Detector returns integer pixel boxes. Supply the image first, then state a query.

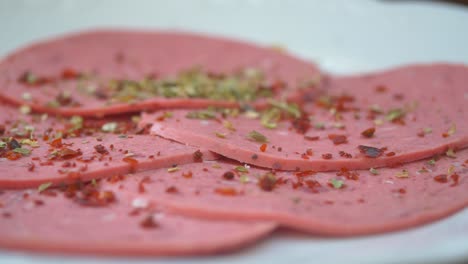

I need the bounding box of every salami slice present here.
[142,64,468,171]
[0,186,275,255]
[108,150,468,236]
[0,30,320,117]
[0,134,217,189]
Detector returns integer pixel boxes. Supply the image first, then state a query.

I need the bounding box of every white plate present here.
[1,0,467,263]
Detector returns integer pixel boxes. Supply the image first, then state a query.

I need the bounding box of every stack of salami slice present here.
[0,30,466,256]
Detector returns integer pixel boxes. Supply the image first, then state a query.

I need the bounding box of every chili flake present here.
[223,171,235,180]
[260,143,267,152]
[214,187,238,196]
[361,127,376,138]
[258,172,277,192]
[433,174,448,183]
[140,215,159,229]
[328,134,348,145]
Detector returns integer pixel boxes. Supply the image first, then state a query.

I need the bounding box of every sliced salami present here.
[142,64,468,171]
[104,150,468,235]
[0,30,320,117]
[0,186,275,255]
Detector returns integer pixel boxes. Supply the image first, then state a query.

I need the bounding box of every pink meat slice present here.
[0,30,320,117]
[0,188,276,256]
[142,64,468,171]
[0,134,217,189]
[109,150,468,236]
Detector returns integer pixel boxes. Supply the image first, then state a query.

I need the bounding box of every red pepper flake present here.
[75,189,116,207]
[214,187,238,196]
[67,171,82,180]
[322,153,333,160]
[393,188,406,194]
[305,179,321,191]
[182,171,193,179]
[339,151,352,159]
[259,143,267,152]
[223,171,235,180]
[361,127,375,138]
[393,93,404,101]
[140,215,159,229]
[258,173,277,192]
[122,157,139,172]
[165,186,178,194]
[450,173,460,187]
[337,168,359,180]
[434,174,448,183]
[306,148,313,156]
[292,114,311,134]
[5,151,22,161]
[61,68,80,80]
[57,148,82,160]
[328,134,348,145]
[193,150,203,162]
[138,176,151,193]
[375,85,387,93]
[27,162,35,172]
[304,135,319,141]
[301,153,309,160]
[94,144,109,155]
[386,151,396,157]
[358,145,383,158]
[295,170,316,177]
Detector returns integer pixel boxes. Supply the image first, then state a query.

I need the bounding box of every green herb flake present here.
[186,110,216,120]
[427,159,436,166]
[91,179,98,187]
[423,127,433,134]
[247,130,268,143]
[20,139,39,148]
[314,122,325,130]
[395,169,409,178]
[235,166,249,173]
[22,92,32,101]
[211,164,222,169]
[167,166,180,173]
[0,142,7,148]
[446,148,457,158]
[447,123,457,136]
[215,132,227,139]
[102,122,118,132]
[223,120,236,131]
[369,168,379,175]
[385,108,405,121]
[38,182,52,193]
[19,105,31,115]
[239,175,250,183]
[13,147,31,156]
[373,119,384,126]
[118,134,128,138]
[329,179,344,189]
[70,116,84,129]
